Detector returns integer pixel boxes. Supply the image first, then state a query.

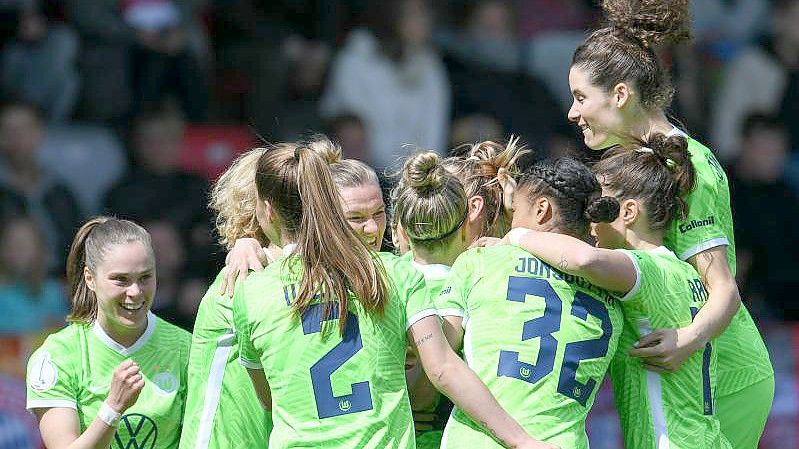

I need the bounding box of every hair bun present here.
[603,0,691,46]
[403,151,445,193]
[585,196,620,223]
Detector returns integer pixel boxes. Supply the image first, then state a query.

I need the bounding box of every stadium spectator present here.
[320,0,450,171]
[0,0,79,122]
[730,114,799,321]
[0,102,81,271]
[103,108,215,279]
[264,36,330,142]
[0,216,67,334]
[710,0,799,161]
[66,0,209,123]
[327,113,369,160]
[145,220,203,331]
[439,0,561,150]
[448,114,503,148]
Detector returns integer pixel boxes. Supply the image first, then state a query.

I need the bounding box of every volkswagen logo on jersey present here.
[114,413,157,449]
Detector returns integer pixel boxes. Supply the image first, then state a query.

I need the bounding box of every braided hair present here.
[518,158,619,240]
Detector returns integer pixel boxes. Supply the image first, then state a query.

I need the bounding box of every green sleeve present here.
[665,140,733,262]
[27,332,79,410]
[233,283,262,370]
[403,270,436,330]
[436,251,479,318]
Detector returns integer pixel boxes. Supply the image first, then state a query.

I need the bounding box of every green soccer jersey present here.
[436,245,623,449]
[409,259,453,449]
[611,247,729,449]
[233,248,429,449]
[179,270,271,449]
[664,129,773,397]
[27,312,190,449]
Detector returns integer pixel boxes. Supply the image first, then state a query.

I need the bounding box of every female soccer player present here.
[566,0,773,445]
[501,138,730,448]
[179,149,274,449]
[441,138,525,242]
[437,157,624,449]
[394,139,526,448]
[221,137,386,293]
[232,137,555,449]
[27,217,191,449]
[392,150,472,449]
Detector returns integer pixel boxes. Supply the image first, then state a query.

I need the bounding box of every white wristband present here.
[507,227,532,247]
[98,401,121,428]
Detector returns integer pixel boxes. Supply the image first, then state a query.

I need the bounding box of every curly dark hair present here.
[572,0,691,110]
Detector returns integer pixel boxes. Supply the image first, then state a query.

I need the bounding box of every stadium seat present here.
[179,124,256,181]
[38,124,127,216]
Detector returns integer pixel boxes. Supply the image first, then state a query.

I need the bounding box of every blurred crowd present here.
[0,0,798,336]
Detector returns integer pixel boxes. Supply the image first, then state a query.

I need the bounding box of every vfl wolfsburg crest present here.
[152,371,178,395]
[338,399,352,412]
[113,413,157,449]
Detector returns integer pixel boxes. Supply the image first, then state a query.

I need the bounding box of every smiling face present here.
[86,241,156,334]
[340,182,386,251]
[567,66,627,151]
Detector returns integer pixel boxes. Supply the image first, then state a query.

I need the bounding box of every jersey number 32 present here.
[497,276,612,406]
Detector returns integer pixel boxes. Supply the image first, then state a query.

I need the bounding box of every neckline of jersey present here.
[282,243,297,256]
[410,260,451,280]
[666,125,689,138]
[91,311,157,357]
[649,245,675,257]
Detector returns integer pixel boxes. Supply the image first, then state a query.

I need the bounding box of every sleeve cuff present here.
[616,250,642,302]
[678,237,729,261]
[507,227,533,247]
[239,357,263,370]
[406,309,439,331]
[27,399,77,411]
[436,308,465,318]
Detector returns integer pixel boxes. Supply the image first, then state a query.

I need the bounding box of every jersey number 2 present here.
[302,303,373,419]
[497,276,612,406]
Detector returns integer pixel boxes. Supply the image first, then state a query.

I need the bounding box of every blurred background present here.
[0,0,797,447]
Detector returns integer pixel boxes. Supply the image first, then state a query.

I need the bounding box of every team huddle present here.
[24,1,775,449]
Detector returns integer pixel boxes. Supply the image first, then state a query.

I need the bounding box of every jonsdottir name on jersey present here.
[114,413,158,449]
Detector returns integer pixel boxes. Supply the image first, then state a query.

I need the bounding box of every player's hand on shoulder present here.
[470,237,503,249]
[222,238,268,297]
[106,360,145,413]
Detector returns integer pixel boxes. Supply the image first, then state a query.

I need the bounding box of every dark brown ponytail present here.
[593,132,695,230]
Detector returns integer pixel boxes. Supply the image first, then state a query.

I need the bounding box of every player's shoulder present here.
[29,323,86,371]
[238,257,293,296]
[455,244,520,268]
[684,136,729,191]
[153,315,192,346]
[378,251,424,282]
[38,322,86,350]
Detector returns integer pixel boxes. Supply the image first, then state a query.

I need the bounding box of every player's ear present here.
[620,199,640,225]
[534,196,553,226]
[467,195,484,225]
[612,82,633,109]
[84,266,96,292]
